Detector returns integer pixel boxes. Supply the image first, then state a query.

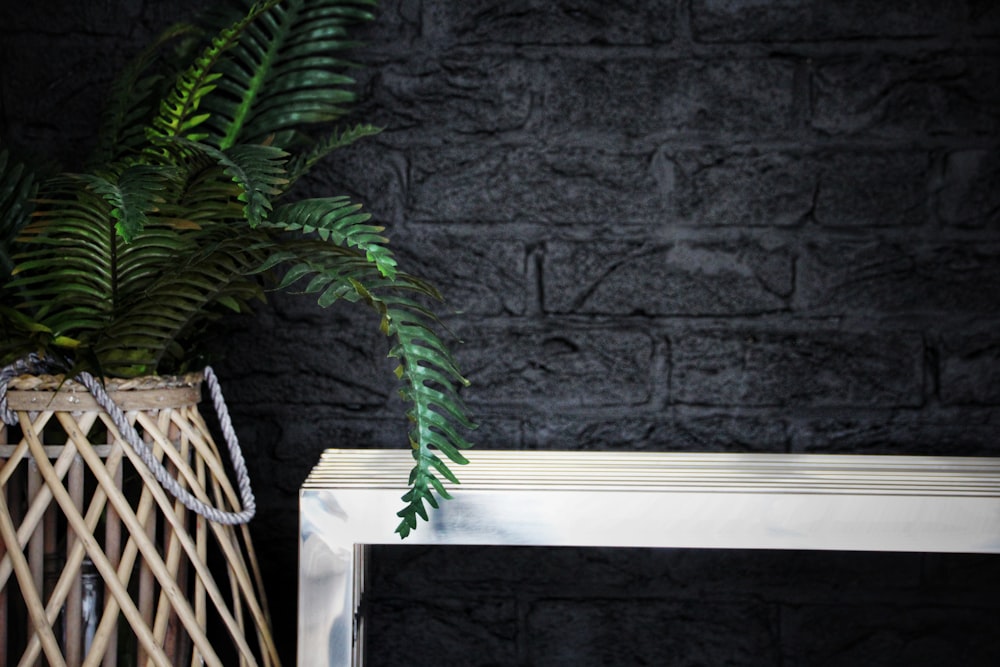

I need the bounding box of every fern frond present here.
[6,172,238,369]
[93,234,268,376]
[145,0,284,152]
[267,195,397,278]
[74,164,173,242]
[115,224,201,299]
[90,22,199,166]
[201,0,377,149]
[383,296,474,538]
[159,150,245,225]
[11,179,114,315]
[161,138,289,227]
[0,304,81,369]
[285,123,382,186]
[260,236,475,538]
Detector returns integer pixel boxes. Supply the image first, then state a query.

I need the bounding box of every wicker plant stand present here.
[0,372,279,667]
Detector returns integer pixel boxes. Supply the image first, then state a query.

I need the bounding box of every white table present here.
[298,449,1000,667]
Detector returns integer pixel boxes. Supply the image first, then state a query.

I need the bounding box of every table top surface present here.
[303,448,1000,496]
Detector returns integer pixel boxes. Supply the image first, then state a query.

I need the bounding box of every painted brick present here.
[781,603,1000,666]
[922,552,1000,591]
[370,545,669,593]
[660,549,923,600]
[442,414,523,450]
[370,57,534,136]
[798,242,1000,315]
[523,414,791,451]
[363,55,796,143]
[528,598,780,666]
[364,596,519,667]
[371,547,922,600]
[692,0,969,42]
[671,329,925,407]
[939,333,1000,405]
[971,1,1000,36]
[216,304,393,409]
[407,144,668,224]
[267,413,409,462]
[421,0,678,46]
[251,514,300,666]
[543,57,796,139]
[936,148,1000,228]
[0,0,184,36]
[299,139,406,224]
[543,240,793,315]
[813,151,930,227]
[812,54,1000,138]
[0,34,128,165]
[668,148,816,227]
[668,148,930,228]
[369,547,930,624]
[395,231,528,316]
[349,0,422,53]
[360,51,794,144]
[456,325,655,408]
[789,410,1000,456]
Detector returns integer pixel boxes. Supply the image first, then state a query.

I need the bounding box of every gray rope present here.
[0,353,43,425]
[0,358,255,525]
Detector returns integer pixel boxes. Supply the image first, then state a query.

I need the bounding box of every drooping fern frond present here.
[267,195,397,279]
[161,151,246,226]
[114,225,201,298]
[260,236,474,537]
[284,122,382,186]
[384,295,474,538]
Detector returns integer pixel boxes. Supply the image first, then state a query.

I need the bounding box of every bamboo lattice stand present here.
[0,373,280,667]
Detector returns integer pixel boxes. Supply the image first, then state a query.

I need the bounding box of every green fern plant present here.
[0,0,473,538]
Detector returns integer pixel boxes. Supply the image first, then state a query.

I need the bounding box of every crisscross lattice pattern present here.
[0,376,279,667]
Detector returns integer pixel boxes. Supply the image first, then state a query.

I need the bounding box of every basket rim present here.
[6,372,204,393]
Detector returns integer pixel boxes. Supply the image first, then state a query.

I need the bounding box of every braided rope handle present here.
[0,356,255,525]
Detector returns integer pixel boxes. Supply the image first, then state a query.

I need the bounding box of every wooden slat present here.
[66,455,85,666]
[1,382,278,667]
[102,432,121,667]
[5,387,200,413]
[193,447,208,667]
[136,432,156,667]
[27,457,45,663]
[0,424,9,665]
[0,483,66,667]
[82,442,157,667]
[18,419,121,667]
[153,411,186,665]
[21,412,173,667]
[0,433,80,592]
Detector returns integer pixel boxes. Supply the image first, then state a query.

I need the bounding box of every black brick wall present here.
[3,1,1000,665]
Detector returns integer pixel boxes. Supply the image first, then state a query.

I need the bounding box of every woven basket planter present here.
[0,373,279,667]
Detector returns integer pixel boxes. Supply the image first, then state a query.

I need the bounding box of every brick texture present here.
[3,1,1000,665]
[671,329,925,407]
